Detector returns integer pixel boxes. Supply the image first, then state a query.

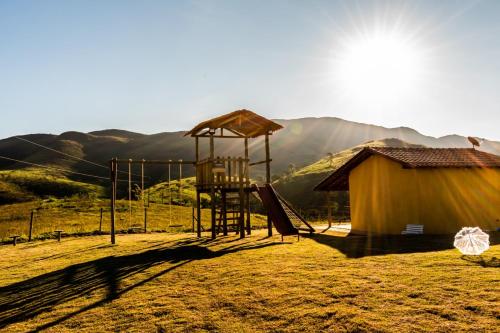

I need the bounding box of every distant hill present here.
[273,138,426,218]
[0,168,104,204]
[0,117,498,188]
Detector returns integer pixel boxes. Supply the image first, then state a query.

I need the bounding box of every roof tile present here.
[315,147,500,191]
[370,147,500,168]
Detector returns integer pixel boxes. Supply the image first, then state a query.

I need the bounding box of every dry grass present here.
[0,229,498,332]
[0,199,268,242]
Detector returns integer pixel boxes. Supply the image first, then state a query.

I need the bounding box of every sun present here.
[333,30,424,104]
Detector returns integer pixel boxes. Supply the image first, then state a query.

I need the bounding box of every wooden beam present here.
[109,158,117,244]
[238,158,245,239]
[225,128,246,137]
[244,138,250,235]
[114,159,195,165]
[265,133,272,237]
[249,159,272,166]
[197,134,244,139]
[246,192,251,235]
[327,191,332,228]
[222,191,228,236]
[196,190,201,238]
[210,133,216,239]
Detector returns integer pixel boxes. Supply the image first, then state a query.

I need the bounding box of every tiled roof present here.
[315,147,500,191]
[369,147,500,168]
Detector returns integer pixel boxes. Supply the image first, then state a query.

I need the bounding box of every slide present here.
[255,184,315,236]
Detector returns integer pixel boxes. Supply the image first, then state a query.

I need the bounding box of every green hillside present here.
[144,177,210,207]
[274,139,425,219]
[0,168,104,204]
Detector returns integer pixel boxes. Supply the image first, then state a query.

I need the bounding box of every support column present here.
[195,136,201,238]
[244,138,251,235]
[222,190,228,236]
[141,159,145,207]
[109,158,117,244]
[210,133,216,239]
[246,191,251,235]
[265,133,272,237]
[327,191,333,228]
[238,158,245,239]
[196,190,201,238]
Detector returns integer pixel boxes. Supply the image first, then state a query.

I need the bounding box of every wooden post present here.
[128,159,132,225]
[141,159,145,207]
[110,158,117,244]
[99,208,103,233]
[246,192,251,235]
[265,133,272,237]
[192,205,195,233]
[244,138,251,235]
[144,207,147,232]
[327,192,332,228]
[222,190,228,236]
[28,210,34,242]
[238,158,245,239]
[210,132,216,239]
[196,191,201,237]
[179,160,183,201]
[195,136,201,237]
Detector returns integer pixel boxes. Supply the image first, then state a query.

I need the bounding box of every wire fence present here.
[0,199,270,243]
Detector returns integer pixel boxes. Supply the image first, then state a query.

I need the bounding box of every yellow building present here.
[315,147,500,235]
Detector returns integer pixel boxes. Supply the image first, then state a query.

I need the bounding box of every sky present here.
[1,0,499,140]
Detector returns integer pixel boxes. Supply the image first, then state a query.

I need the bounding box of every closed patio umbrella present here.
[453,227,490,255]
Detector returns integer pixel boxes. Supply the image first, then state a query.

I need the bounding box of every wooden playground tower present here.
[186,109,283,239]
[108,109,283,243]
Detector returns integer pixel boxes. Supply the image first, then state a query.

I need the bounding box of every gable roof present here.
[314,147,500,191]
[185,109,283,138]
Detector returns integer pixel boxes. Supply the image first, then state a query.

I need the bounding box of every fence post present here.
[28,210,34,242]
[144,207,147,232]
[192,205,195,233]
[99,208,103,233]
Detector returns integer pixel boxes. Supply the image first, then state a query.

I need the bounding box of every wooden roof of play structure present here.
[315,147,500,191]
[185,109,283,138]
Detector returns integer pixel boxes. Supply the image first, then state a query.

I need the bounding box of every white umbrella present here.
[453,227,490,255]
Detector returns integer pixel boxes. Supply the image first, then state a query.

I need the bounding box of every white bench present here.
[401,224,424,235]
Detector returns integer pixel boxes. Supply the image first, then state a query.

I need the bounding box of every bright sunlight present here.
[334,30,425,104]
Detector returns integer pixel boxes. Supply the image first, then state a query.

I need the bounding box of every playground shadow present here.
[307,232,500,258]
[0,237,278,332]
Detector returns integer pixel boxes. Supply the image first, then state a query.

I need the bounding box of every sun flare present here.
[334,30,425,104]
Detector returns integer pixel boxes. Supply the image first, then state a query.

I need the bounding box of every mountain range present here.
[1,117,499,184]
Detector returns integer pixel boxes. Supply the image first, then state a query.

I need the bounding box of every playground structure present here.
[108,109,315,244]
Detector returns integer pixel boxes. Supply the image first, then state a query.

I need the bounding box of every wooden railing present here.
[196,157,250,189]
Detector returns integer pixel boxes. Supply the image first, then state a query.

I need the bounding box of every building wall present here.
[349,155,500,234]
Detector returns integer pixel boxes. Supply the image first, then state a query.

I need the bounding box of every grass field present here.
[1,229,498,332]
[0,198,269,242]
[0,168,104,204]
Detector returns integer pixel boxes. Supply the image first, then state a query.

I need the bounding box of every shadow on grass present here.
[0,237,278,332]
[461,255,500,268]
[307,232,500,259]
